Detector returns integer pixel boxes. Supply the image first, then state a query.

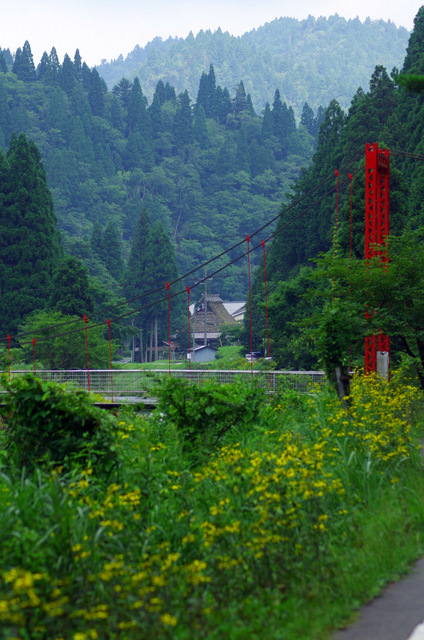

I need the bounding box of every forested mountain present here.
[0,10,416,360]
[96,15,409,115]
[246,7,424,369]
[0,45,318,303]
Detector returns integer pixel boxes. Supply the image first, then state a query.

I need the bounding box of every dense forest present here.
[244,7,424,376]
[0,10,420,366]
[97,15,409,116]
[0,43,322,305]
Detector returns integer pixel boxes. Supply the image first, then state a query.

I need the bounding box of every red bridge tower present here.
[364,142,390,378]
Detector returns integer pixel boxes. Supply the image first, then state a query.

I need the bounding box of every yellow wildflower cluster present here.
[0,375,421,639]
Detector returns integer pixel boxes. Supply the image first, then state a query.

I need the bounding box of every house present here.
[191,293,238,348]
[188,345,218,363]
[223,301,246,322]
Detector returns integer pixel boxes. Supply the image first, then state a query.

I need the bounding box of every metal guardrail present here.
[5,369,325,398]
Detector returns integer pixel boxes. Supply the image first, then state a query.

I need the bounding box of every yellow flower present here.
[161,613,178,626]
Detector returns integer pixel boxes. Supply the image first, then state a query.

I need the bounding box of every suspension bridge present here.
[1,142,415,385]
[3,369,326,406]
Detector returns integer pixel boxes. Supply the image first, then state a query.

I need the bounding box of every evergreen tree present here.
[11,48,22,78]
[173,90,193,148]
[233,81,248,114]
[112,77,133,108]
[0,50,8,73]
[109,95,124,132]
[261,102,274,139]
[214,86,232,123]
[142,220,184,355]
[74,49,83,83]
[90,220,103,260]
[61,53,77,95]
[272,89,283,134]
[36,52,51,81]
[48,255,94,317]
[127,77,148,133]
[122,207,152,352]
[20,41,36,81]
[48,47,61,84]
[148,92,163,135]
[88,69,105,117]
[235,126,250,172]
[300,102,315,135]
[153,80,167,105]
[193,104,209,148]
[81,62,91,90]
[103,221,123,280]
[196,64,216,117]
[163,81,177,104]
[0,134,61,334]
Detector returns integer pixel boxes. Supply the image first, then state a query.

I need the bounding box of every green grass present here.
[114,359,189,370]
[1,372,424,639]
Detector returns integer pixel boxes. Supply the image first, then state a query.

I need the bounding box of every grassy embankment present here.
[114,345,248,370]
[0,369,424,640]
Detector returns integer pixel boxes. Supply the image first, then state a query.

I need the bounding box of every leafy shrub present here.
[153,377,265,459]
[1,374,118,474]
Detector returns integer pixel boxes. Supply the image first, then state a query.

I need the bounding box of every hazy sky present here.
[1,0,421,67]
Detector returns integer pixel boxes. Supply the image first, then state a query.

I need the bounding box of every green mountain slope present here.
[96,15,409,115]
[247,7,424,368]
[0,48,317,302]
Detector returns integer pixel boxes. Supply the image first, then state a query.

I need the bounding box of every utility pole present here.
[203,268,208,346]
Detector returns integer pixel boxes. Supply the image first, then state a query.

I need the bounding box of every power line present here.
[6,156,362,347]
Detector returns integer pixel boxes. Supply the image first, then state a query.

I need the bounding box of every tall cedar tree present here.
[48,255,94,317]
[122,207,152,330]
[0,133,61,334]
[103,221,124,281]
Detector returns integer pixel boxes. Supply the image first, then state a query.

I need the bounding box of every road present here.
[332,558,424,640]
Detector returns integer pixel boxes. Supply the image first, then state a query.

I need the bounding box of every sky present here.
[1,0,422,67]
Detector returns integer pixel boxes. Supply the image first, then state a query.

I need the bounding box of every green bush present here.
[153,377,265,460]
[1,374,118,474]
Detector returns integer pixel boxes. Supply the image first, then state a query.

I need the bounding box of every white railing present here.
[6,369,325,399]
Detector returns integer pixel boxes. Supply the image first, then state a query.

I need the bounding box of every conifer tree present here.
[300,102,315,135]
[193,104,209,148]
[0,134,61,334]
[148,92,163,135]
[127,78,148,133]
[173,90,193,147]
[196,64,216,117]
[261,102,273,139]
[48,47,61,84]
[142,220,184,357]
[81,62,91,90]
[90,220,103,260]
[36,52,51,81]
[109,96,124,132]
[74,49,83,83]
[122,207,151,353]
[61,54,77,95]
[11,48,22,78]
[233,81,249,114]
[0,50,8,73]
[21,41,36,81]
[103,221,123,280]
[48,255,94,317]
[88,69,105,117]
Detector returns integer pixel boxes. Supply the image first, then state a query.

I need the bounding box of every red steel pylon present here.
[364,142,390,377]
